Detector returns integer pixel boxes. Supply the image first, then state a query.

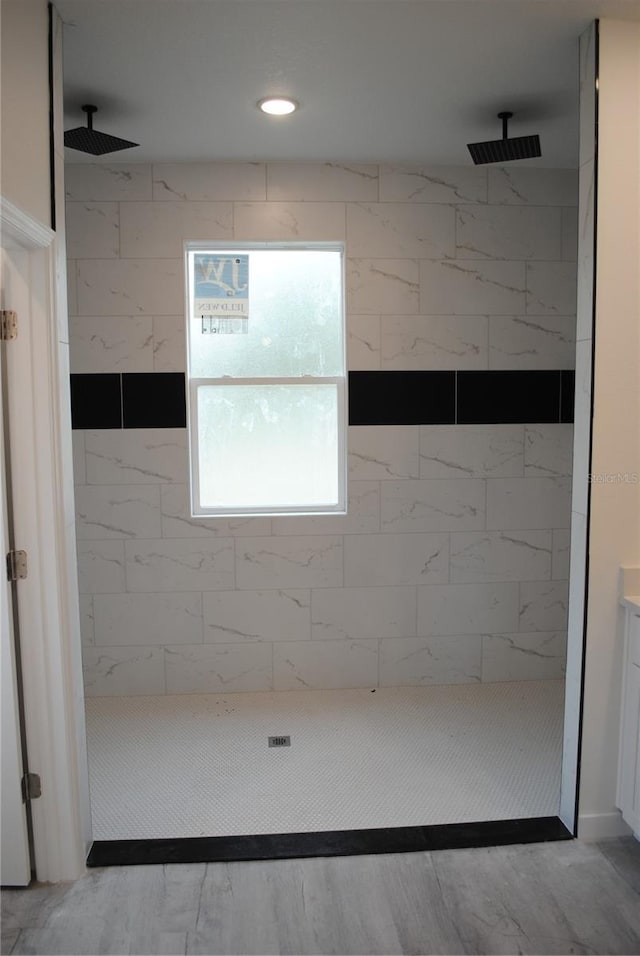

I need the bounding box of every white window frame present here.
[185,241,347,518]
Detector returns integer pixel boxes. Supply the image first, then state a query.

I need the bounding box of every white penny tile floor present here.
[85,680,564,840]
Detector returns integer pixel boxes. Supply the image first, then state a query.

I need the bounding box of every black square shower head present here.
[467,112,541,165]
[64,105,138,156]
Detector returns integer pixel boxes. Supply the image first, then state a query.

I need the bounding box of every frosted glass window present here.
[186,243,346,516]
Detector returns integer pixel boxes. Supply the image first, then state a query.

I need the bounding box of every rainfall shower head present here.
[64,105,139,156]
[467,112,541,165]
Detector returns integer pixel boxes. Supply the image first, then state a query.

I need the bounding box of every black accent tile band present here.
[122,373,186,428]
[456,371,562,424]
[70,373,122,429]
[87,816,572,867]
[70,373,186,430]
[349,371,455,425]
[71,369,575,430]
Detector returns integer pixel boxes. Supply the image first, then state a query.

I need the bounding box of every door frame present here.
[1,195,90,883]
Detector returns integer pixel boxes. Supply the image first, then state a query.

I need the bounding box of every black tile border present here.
[87,816,572,867]
[456,370,562,424]
[71,370,575,430]
[70,373,122,429]
[122,373,187,428]
[349,371,455,425]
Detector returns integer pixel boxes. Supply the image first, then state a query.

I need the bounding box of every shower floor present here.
[84,680,564,841]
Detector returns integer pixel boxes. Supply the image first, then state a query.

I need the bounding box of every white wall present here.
[578,19,640,838]
[0,0,50,225]
[66,161,578,696]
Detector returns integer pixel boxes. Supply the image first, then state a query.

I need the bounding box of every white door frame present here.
[1,195,90,883]
[1,316,32,886]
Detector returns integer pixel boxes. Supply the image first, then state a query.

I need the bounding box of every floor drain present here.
[268,736,291,748]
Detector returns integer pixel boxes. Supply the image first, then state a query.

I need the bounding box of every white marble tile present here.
[481,632,567,681]
[525,261,577,316]
[203,589,310,643]
[562,207,578,261]
[418,582,519,636]
[381,314,488,370]
[456,205,562,260]
[576,157,595,342]
[152,315,186,372]
[450,531,552,583]
[552,529,571,581]
[75,484,161,539]
[379,635,482,686]
[271,482,379,536]
[165,643,272,693]
[347,258,419,314]
[65,202,120,259]
[419,425,524,479]
[72,430,86,485]
[266,163,378,202]
[83,646,165,697]
[85,429,189,484]
[381,479,485,533]
[236,535,343,589]
[77,259,183,316]
[79,594,94,646]
[160,483,271,538]
[488,314,576,369]
[66,260,78,316]
[311,586,416,641]
[344,533,449,587]
[524,424,574,477]
[519,581,569,632]
[348,425,419,479]
[120,201,233,257]
[346,202,455,258]
[379,165,487,203]
[65,164,152,201]
[125,538,234,592]
[93,592,203,646]
[76,539,126,593]
[152,163,266,201]
[486,476,571,530]
[347,314,381,370]
[234,202,345,240]
[487,168,579,206]
[70,315,154,372]
[419,260,526,315]
[273,639,378,690]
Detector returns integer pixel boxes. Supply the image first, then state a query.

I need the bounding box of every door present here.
[0,250,32,885]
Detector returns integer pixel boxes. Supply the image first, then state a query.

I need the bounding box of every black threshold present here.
[87,816,572,867]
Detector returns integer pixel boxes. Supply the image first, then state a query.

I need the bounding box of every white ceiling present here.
[57,0,640,168]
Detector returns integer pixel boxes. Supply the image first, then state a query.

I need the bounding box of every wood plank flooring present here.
[2,837,639,955]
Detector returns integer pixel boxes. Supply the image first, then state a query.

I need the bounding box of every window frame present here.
[185,240,347,518]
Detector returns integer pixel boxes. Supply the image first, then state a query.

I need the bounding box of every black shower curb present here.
[87,815,572,867]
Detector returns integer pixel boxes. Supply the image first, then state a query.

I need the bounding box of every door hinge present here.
[0,310,18,341]
[6,549,27,582]
[22,772,42,802]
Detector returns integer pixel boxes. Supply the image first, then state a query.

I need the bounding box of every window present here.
[185,243,346,516]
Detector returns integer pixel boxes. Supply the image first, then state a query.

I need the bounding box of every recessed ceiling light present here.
[258,97,298,116]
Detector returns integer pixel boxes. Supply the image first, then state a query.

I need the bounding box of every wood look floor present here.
[2,837,639,955]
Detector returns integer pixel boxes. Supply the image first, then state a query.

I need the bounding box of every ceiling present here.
[57,0,640,168]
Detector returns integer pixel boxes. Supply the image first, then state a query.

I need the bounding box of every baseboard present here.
[577,811,632,840]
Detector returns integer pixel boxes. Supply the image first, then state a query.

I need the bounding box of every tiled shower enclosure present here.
[66,162,577,698]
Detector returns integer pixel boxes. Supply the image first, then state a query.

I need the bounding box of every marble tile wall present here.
[66,162,577,696]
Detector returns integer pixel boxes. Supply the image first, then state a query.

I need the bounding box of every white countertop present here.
[621,595,640,613]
